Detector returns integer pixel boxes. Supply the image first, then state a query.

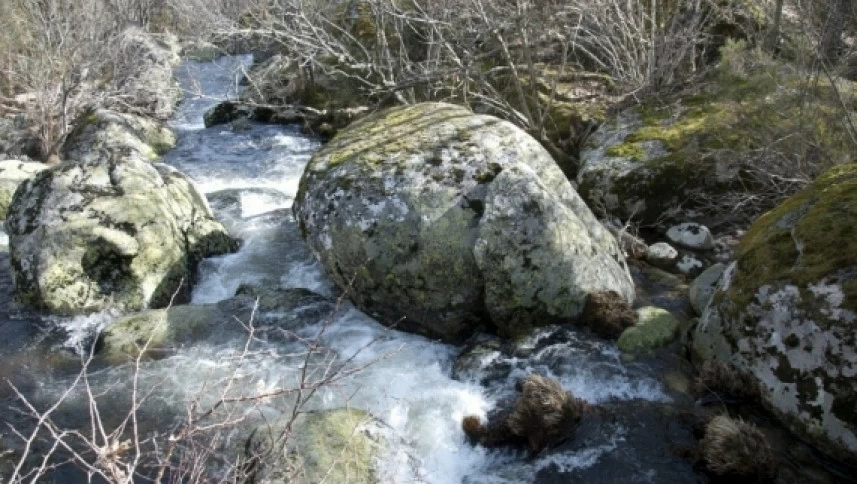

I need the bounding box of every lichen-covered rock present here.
[245,408,412,484]
[62,109,176,163]
[617,306,680,353]
[692,164,857,462]
[676,254,705,276]
[6,154,237,315]
[0,161,47,219]
[475,164,635,337]
[689,263,726,315]
[646,242,679,268]
[666,222,714,250]
[294,102,633,342]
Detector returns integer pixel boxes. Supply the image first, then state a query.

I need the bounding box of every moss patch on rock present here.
[725,163,857,320]
[617,306,680,353]
[579,45,857,226]
[247,409,381,484]
[692,163,857,462]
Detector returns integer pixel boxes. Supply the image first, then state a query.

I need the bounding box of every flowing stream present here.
[0,56,772,483]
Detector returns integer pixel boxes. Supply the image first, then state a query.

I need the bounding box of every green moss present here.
[605,142,646,161]
[727,163,857,317]
[252,409,378,484]
[617,306,680,353]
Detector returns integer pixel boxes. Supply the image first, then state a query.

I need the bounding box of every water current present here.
[0,56,749,483]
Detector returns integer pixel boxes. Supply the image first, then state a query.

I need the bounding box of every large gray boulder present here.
[6,154,237,315]
[62,109,176,163]
[0,160,47,219]
[294,102,634,341]
[693,164,857,462]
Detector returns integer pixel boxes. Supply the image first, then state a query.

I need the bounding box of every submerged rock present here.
[101,287,332,362]
[693,164,857,462]
[61,108,176,163]
[6,154,237,315]
[203,101,254,128]
[294,102,633,342]
[0,160,47,219]
[245,408,413,483]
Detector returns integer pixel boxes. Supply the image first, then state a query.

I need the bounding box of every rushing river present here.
[2,56,850,484]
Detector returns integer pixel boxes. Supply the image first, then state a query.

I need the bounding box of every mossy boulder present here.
[245,409,384,484]
[6,154,238,315]
[294,102,633,342]
[693,163,857,462]
[0,160,47,219]
[62,109,176,163]
[578,58,857,226]
[617,306,680,353]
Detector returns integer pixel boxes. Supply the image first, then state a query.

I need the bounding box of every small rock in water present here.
[676,254,704,275]
[700,415,775,479]
[581,290,638,339]
[646,242,679,267]
[666,222,715,250]
[462,374,589,454]
[617,306,680,354]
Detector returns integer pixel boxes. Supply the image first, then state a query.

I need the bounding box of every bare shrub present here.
[3,288,398,482]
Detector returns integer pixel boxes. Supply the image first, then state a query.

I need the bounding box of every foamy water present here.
[5,55,679,483]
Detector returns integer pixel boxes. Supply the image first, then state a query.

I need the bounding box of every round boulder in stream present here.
[294,102,634,342]
[6,154,238,314]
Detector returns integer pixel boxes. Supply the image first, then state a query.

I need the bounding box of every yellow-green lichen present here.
[604,142,646,161]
